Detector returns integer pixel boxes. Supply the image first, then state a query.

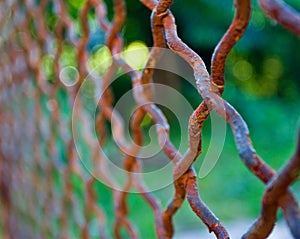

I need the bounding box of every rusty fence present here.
[0,0,300,238]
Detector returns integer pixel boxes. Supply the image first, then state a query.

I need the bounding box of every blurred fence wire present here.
[0,0,300,238]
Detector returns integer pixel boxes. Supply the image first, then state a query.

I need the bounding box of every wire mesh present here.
[0,0,299,238]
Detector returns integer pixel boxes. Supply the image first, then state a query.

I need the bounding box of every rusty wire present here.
[0,0,300,239]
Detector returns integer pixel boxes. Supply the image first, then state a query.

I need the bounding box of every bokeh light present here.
[59,66,79,87]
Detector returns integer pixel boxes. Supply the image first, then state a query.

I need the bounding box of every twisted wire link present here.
[141,0,300,238]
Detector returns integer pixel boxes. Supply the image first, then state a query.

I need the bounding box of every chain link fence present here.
[0,0,300,238]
